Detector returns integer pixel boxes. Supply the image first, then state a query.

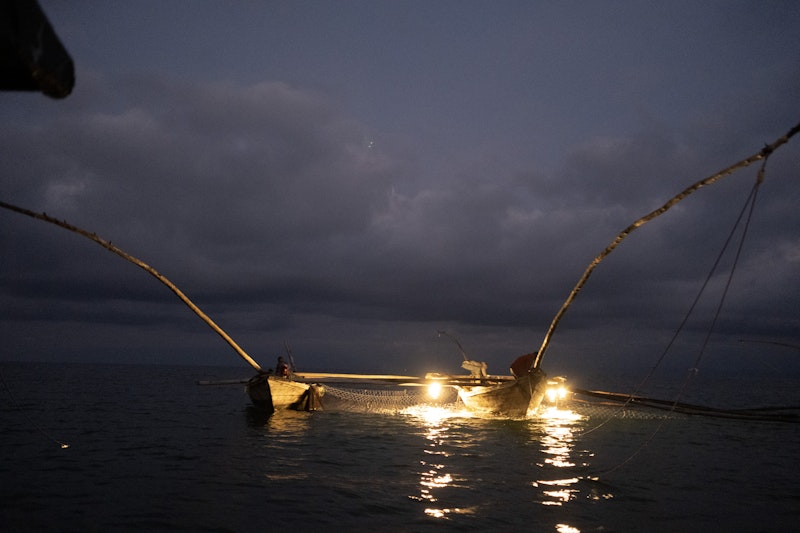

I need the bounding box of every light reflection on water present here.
[401,403,614,527]
[234,392,799,532]
[258,403,615,528]
[403,406,480,519]
[532,407,585,507]
[3,363,796,532]
[532,406,615,521]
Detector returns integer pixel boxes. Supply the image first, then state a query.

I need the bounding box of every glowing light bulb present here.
[428,382,442,399]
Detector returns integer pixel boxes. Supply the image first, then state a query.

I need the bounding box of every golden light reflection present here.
[401,404,471,423]
[532,406,587,507]
[420,470,453,489]
[423,506,476,519]
[402,398,604,520]
[534,477,581,505]
[540,406,583,422]
[404,405,472,520]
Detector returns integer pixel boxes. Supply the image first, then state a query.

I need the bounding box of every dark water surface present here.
[1,362,798,532]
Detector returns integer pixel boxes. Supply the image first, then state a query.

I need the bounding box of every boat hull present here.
[246,374,323,411]
[455,368,547,417]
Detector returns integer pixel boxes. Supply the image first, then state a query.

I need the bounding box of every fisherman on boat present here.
[510,353,537,378]
[275,356,290,377]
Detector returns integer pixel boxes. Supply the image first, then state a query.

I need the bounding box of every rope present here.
[595,154,772,476]
[0,367,70,449]
[534,120,800,368]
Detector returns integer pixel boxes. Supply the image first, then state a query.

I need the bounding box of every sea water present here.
[1,362,798,532]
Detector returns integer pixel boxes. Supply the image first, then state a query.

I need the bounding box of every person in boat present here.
[275,356,290,377]
[510,352,537,378]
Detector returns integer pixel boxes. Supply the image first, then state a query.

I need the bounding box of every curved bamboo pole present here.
[0,201,263,372]
[533,120,800,369]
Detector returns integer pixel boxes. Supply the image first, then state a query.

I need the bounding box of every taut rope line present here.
[533,120,800,368]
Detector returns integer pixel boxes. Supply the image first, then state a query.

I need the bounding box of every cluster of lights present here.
[546,384,569,404]
[426,377,570,404]
[545,377,569,404]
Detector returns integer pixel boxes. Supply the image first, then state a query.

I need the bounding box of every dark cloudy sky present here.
[1,1,799,381]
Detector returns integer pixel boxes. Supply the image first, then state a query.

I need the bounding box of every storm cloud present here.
[2,2,799,381]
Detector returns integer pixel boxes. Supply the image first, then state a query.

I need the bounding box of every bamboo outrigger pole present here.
[0,201,263,372]
[533,120,800,369]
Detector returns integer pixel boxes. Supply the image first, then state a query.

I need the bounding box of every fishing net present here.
[319,388,673,419]
[322,385,460,413]
[566,401,678,420]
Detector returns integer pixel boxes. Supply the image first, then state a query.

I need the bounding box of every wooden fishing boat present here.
[245,373,324,411]
[449,369,548,417]
[244,370,425,412]
[424,353,549,417]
